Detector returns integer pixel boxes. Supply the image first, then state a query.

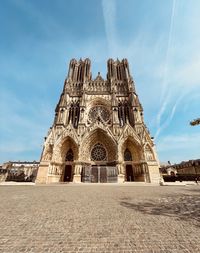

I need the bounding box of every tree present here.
[190,118,200,126]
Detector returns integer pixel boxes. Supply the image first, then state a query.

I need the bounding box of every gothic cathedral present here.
[36,58,160,184]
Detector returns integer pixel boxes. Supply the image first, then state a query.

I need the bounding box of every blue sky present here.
[0,0,200,164]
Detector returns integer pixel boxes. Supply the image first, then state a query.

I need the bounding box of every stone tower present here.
[36,58,160,184]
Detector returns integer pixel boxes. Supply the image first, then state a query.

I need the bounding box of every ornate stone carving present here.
[88,105,110,124]
[42,144,53,161]
[91,143,107,161]
[37,59,160,184]
[145,144,155,161]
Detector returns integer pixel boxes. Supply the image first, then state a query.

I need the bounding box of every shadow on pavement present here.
[120,193,200,225]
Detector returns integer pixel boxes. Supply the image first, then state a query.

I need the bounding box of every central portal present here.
[81,165,118,183]
[80,131,118,183]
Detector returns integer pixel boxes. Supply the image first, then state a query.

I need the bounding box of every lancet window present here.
[68,102,80,128]
[118,101,132,127]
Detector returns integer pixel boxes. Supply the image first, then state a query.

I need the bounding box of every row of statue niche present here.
[146,150,154,161]
[87,82,109,92]
[48,166,62,175]
[114,83,127,93]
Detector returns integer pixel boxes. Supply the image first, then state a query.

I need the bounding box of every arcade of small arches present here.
[47,133,154,183]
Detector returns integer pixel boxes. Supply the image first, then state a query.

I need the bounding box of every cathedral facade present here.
[36,58,160,184]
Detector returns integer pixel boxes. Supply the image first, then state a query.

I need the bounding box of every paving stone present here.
[0,185,200,252]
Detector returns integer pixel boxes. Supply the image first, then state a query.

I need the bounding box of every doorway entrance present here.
[82,165,118,183]
[64,165,72,182]
[126,165,134,181]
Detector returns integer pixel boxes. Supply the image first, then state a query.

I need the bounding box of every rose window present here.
[88,106,110,123]
[91,143,107,161]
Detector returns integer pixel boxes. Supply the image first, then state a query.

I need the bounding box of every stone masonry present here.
[36,59,160,184]
[0,184,200,253]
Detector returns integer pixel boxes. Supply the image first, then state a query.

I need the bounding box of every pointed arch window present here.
[118,101,134,127]
[65,149,74,161]
[68,102,80,128]
[124,148,132,161]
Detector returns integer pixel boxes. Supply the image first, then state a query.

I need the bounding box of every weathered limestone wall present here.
[36,58,161,184]
[35,162,49,184]
[148,162,161,184]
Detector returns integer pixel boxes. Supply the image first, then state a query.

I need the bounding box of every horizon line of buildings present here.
[1,158,200,183]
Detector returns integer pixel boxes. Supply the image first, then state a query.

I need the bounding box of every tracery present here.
[118,101,133,127]
[124,148,132,161]
[68,102,80,128]
[91,143,107,161]
[88,106,110,123]
[65,148,74,161]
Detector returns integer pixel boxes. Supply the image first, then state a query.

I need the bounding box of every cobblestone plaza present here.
[0,184,200,253]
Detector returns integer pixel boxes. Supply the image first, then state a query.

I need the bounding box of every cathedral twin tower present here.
[36,58,160,184]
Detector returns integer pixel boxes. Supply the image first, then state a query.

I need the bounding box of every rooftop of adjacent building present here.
[4,161,39,164]
[160,158,200,170]
[1,161,39,169]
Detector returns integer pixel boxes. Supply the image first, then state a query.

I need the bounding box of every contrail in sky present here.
[155,0,177,139]
[155,91,185,140]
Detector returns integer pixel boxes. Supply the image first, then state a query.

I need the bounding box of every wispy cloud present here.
[12,0,64,37]
[160,0,177,102]
[157,132,200,163]
[155,0,177,139]
[154,91,186,140]
[102,0,117,55]
[154,0,200,141]
[1,0,200,164]
[0,90,52,162]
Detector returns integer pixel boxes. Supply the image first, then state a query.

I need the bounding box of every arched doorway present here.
[80,129,118,183]
[55,136,78,183]
[90,143,105,183]
[90,143,111,183]
[124,148,134,182]
[126,165,134,181]
[122,139,145,182]
[64,149,74,182]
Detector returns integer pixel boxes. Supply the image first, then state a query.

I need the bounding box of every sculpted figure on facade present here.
[42,144,53,161]
[36,58,160,184]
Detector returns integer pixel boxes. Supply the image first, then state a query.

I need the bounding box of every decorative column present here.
[73,162,82,183]
[141,163,148,183]
[117,163,125,183]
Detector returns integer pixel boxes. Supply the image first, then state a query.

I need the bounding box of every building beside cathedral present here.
[36,58,160,184]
